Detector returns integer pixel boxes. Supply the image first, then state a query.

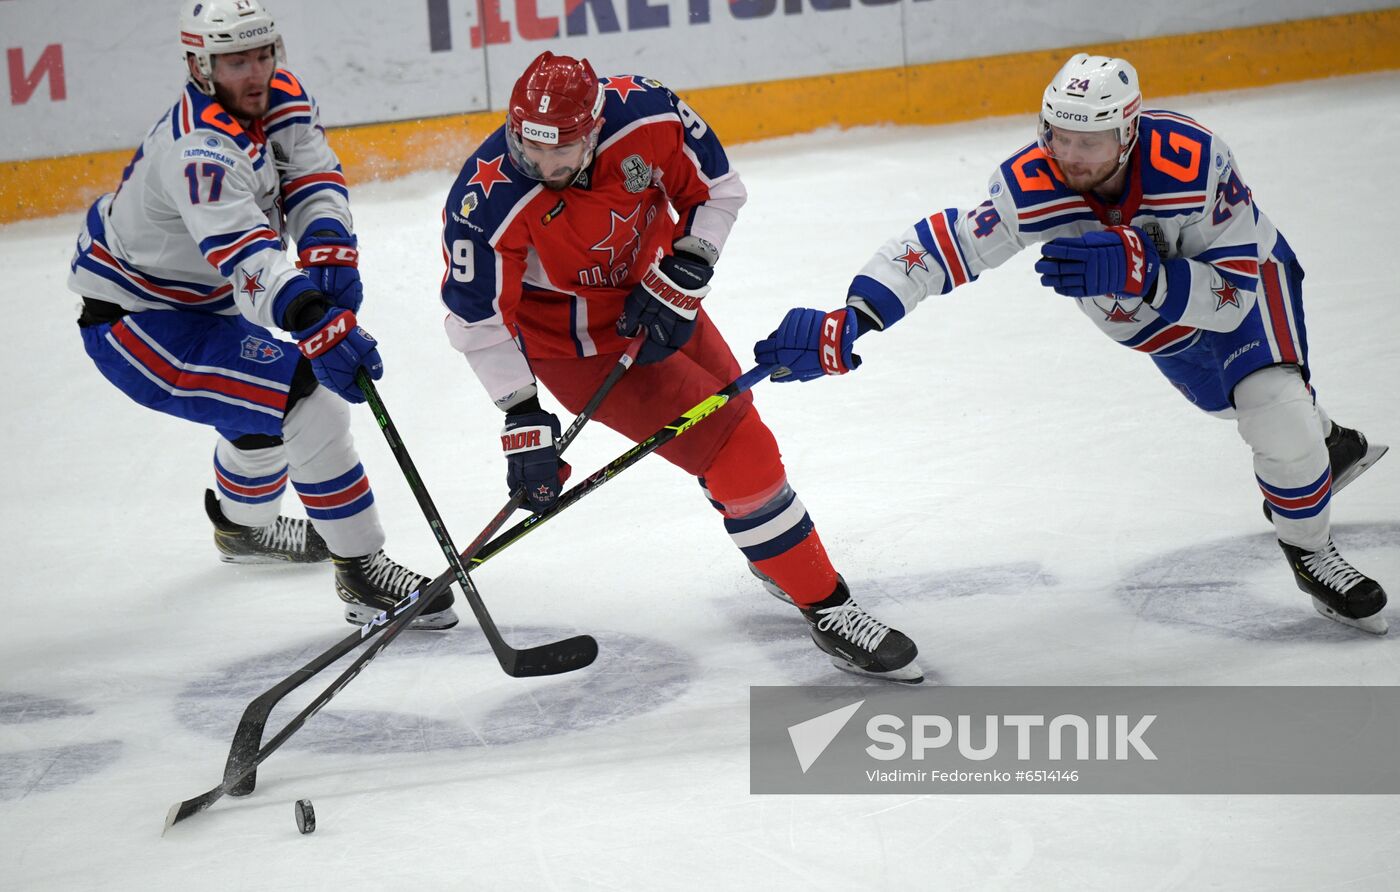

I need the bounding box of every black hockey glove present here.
[502,406,571,512]
[616,252,713,365]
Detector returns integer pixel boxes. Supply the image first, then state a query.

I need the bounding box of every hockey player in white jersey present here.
[68,0,457,629]
[755,53,1389,634]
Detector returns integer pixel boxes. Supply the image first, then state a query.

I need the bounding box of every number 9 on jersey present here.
[450,239,475,283]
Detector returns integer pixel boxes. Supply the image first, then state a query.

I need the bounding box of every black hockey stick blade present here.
[164,790,211,831]
[164,785,224,832]
[505,633,599,676]
[165,588,434,833]
[220,587,439,798]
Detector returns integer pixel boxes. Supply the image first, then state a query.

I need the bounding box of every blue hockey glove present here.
[1035,225,1160,298]
[297,230,363,313]
[293,308,383,403]
[616,253,713,365]
[754,307,862,383]
[501,409,571,512]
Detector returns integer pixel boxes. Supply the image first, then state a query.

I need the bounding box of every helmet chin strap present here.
[1112,114,1140,164]
[186,57,216,97]
[1116,127,1140,167]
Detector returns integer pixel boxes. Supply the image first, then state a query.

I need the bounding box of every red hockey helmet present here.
[508,52,603,146]
[506,52,604,184]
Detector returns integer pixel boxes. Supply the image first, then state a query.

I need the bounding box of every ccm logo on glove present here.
[298,244,359,267]
[1117,226,1150,295]
[297,310,361,358]
[820,312,850,375]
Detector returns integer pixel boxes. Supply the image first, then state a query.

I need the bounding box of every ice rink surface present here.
[2,72,1399,890]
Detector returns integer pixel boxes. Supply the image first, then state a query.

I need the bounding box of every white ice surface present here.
[3,72,1399,890]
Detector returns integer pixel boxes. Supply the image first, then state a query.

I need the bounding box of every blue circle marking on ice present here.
[1115,521,1400,641]
[174,628,694,753]
[0,693,122,801]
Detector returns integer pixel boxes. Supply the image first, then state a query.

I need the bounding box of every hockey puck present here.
[294,798,316,834]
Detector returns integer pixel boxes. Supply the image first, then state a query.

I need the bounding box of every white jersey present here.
[850,111,1285,358]
[68,69,350,332]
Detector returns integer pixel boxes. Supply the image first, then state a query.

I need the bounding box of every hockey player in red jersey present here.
[757,53,1389,634]
[440,52,921,682]
[67,0,456,629]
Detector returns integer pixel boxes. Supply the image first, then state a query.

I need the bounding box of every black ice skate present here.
[1263,425,1389,522]
[1279,538,1388,635]
[333,550,458,631]
[205,489,331,564]
[800,578,923,684]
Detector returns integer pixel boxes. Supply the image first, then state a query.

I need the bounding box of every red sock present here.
[751,529,838,607]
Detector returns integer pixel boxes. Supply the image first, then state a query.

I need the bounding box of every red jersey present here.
[439,75,746,403]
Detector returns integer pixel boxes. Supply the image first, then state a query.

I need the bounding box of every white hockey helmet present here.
[179,0,285,92]
[1037,53,1142,165]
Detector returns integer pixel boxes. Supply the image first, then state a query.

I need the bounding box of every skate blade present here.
[343,605,460,631]
[218,552,298,565]
[1333,442,1389,492]
[748,564,797,605]
[761,581,795,606]
[828,655,925,685]
[1311,597,1388,635]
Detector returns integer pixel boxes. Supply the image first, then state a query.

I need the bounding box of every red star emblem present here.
[467,154,511,198]
[602,75,644,102]
[239,269,265,300]
[590,201,642,266]
[894,243,928,274]
[1101,300,1140,323]
[1212,279,1241,310]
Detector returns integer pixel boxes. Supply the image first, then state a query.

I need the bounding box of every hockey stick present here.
[356,373,599,679]
[466,362,776,571]
[163,588,432,833]
[171,358,766,830]
[185,344,640,811]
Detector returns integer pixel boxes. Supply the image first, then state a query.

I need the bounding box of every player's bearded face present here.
[1044,126,1123,192]
[209,46,277,122]
[519,134,593,190]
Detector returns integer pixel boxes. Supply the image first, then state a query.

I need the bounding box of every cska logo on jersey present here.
[1212,280,1241,311]
[238,268,266,301]
[894,243,928,275]
[590,201,642,266]
[467,155,511,198]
